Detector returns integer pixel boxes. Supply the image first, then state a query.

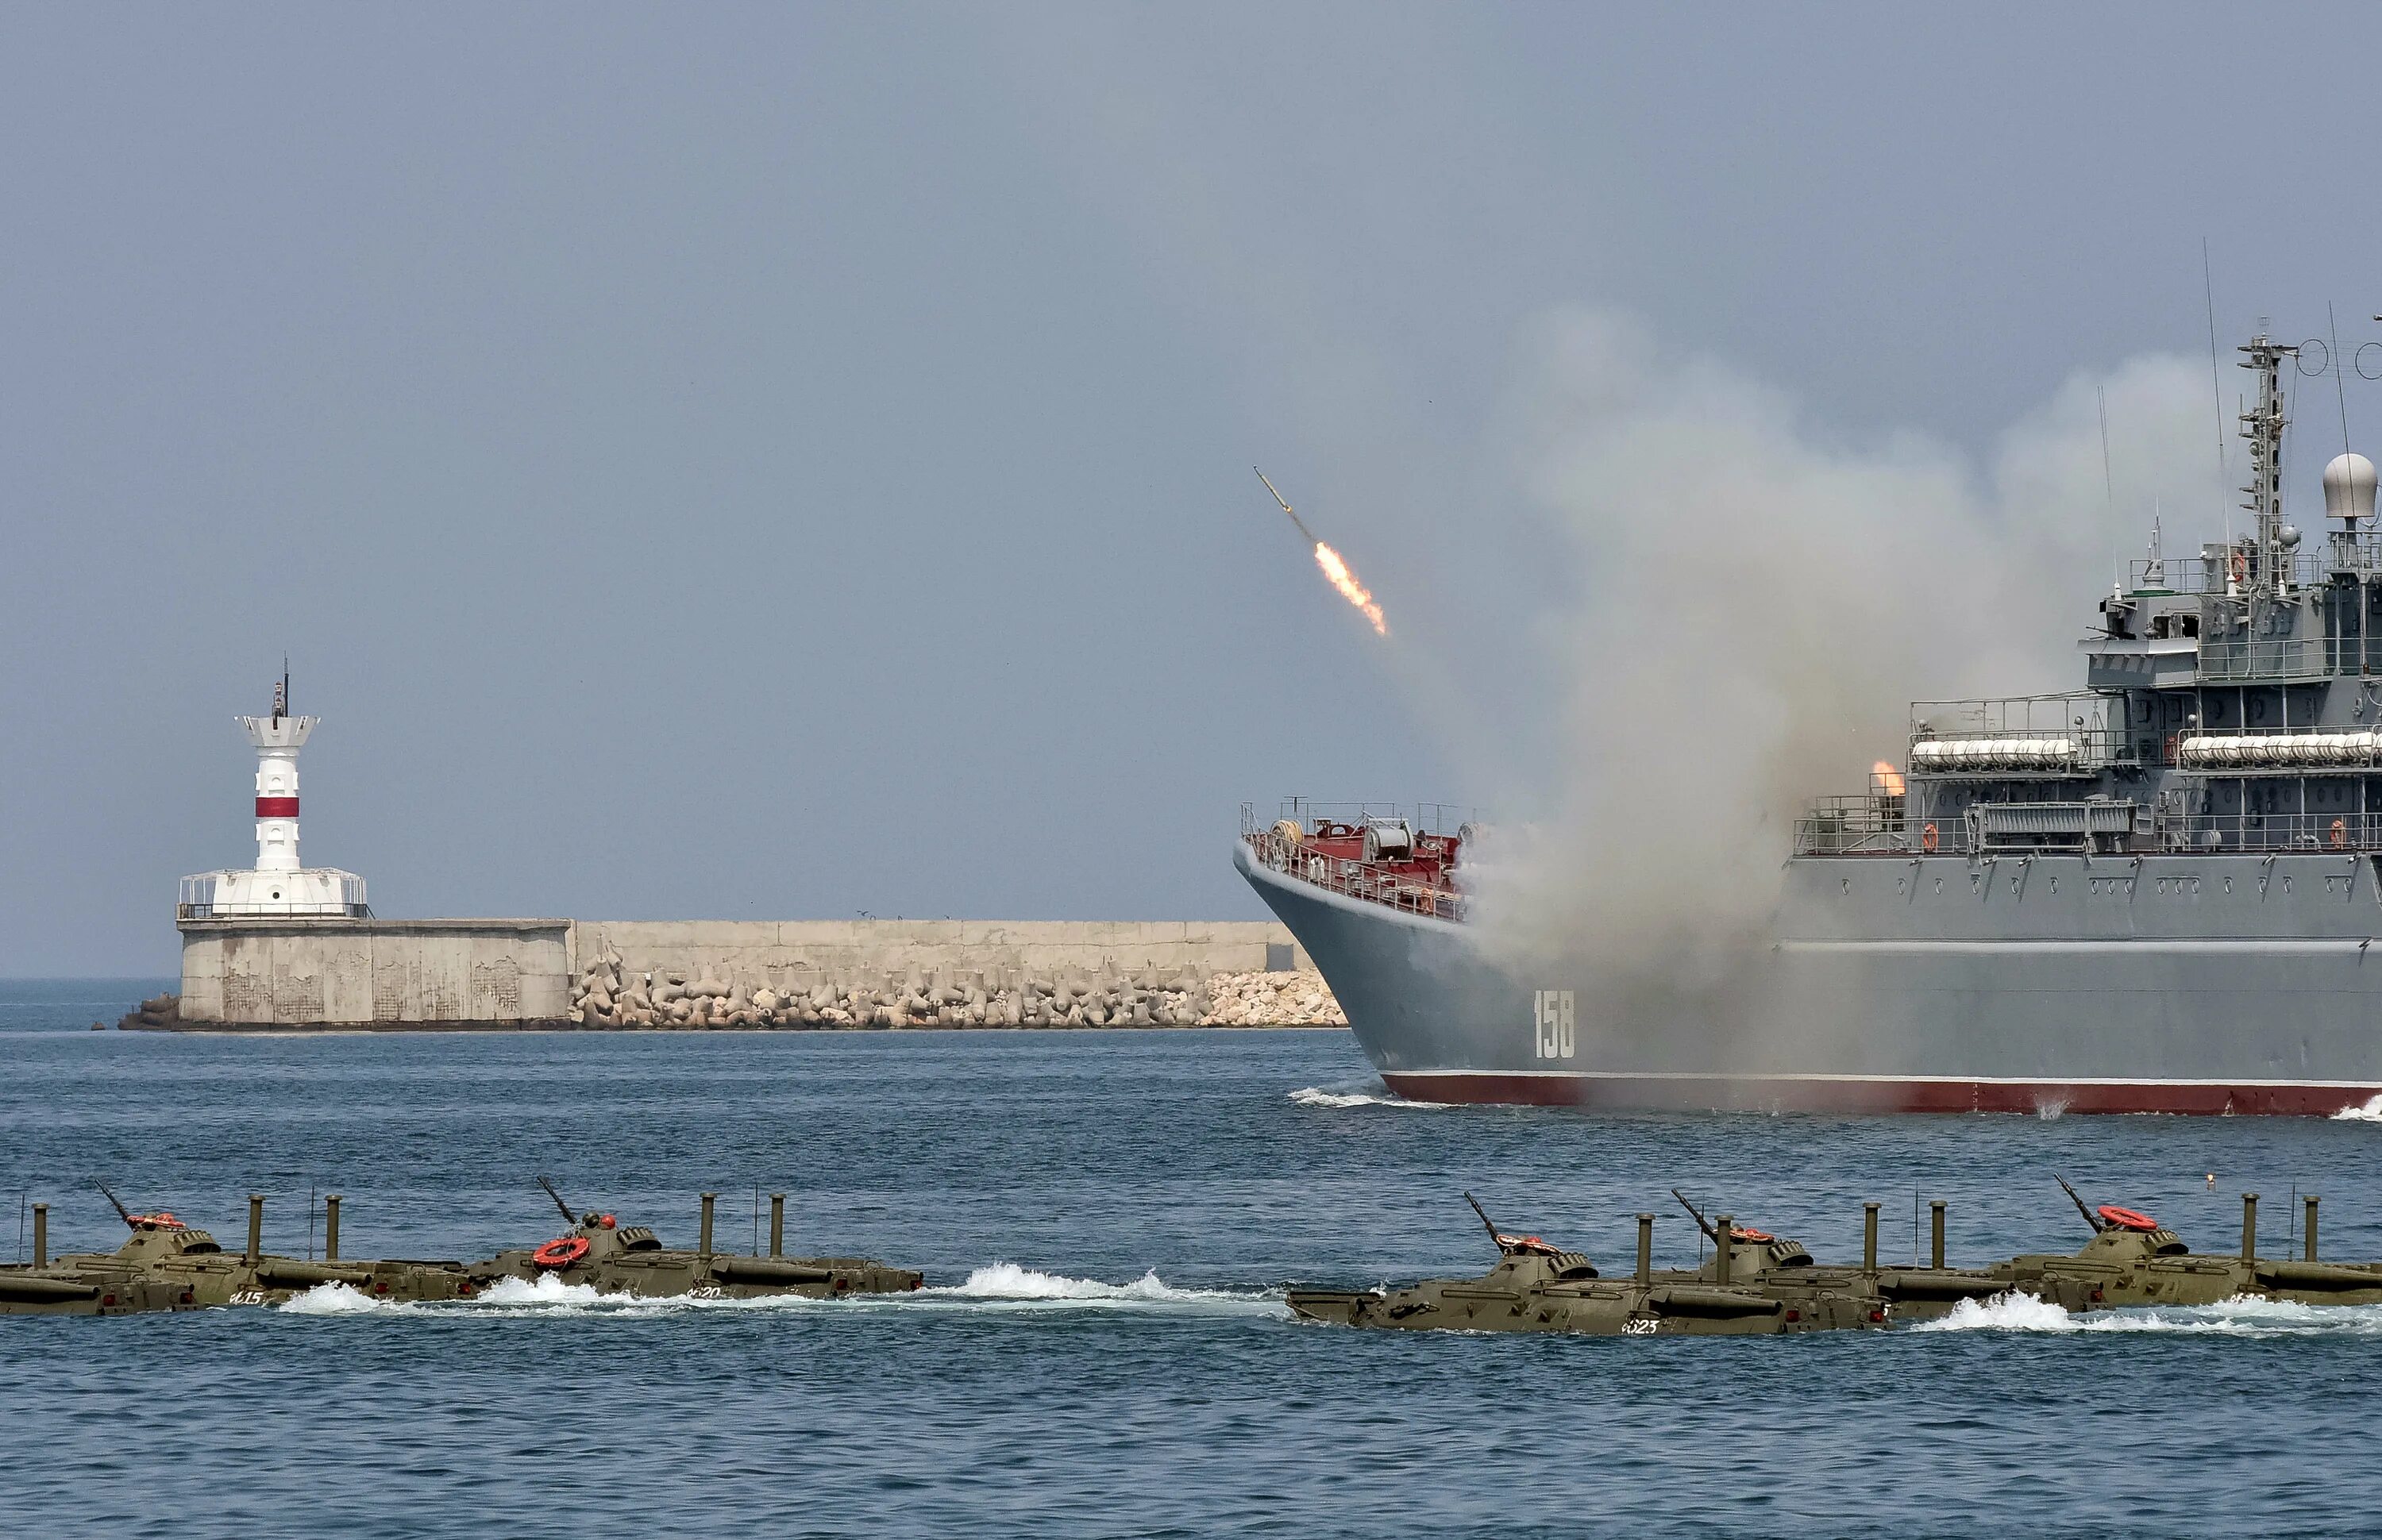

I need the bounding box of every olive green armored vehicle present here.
[1983,1177,2382,1311]
[2,1188,479,1315]
[0,1196,192,1315]
[468,1180,924,1300]
[1286,1194,1891,1336]
[1659,1190,2008,1326]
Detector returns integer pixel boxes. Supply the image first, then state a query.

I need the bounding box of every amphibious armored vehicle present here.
[1661,1190,2008,1325]
[469,1180,924,1300]
[0,1196,193,1316]
[1985,1177,2382,1311]
[2,1188,477,1315]
[1286,1195,1890,1336]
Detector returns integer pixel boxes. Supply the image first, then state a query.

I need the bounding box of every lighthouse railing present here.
[176,872,373,921]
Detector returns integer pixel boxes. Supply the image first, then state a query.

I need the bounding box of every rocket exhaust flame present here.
[1313,541,1388,636]
[1872,761,1906,799]
[1255,467,1390,637]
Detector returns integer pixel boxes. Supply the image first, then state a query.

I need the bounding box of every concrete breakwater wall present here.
[174,917,1337,1029]
[176,918,574,1027]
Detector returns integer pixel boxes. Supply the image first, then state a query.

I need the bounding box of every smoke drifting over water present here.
[1461,310,2214,980]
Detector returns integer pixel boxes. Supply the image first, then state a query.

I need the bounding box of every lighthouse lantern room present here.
[178,670,369,918]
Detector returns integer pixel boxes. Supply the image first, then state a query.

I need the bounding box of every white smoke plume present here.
[1460,309,2218,980]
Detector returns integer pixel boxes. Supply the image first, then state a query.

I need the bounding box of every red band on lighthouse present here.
[255,797,299,818]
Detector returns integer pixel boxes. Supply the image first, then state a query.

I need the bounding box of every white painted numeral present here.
[1533,989,1575,1060]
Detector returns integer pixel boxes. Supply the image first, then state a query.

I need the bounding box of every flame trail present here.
[1872,760,1906,798]
[1312,541,1388,636]
[1254,468,1390,637]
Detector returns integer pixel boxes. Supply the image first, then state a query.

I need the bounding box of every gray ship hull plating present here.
[1240,842,2382,1115]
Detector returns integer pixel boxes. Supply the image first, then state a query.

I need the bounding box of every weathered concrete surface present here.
[176,918,572,1026]
[573,919,1309,991]
[177,918,1306,1029]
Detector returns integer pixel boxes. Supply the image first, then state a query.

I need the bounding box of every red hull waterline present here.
[1379,1072,2382,1118]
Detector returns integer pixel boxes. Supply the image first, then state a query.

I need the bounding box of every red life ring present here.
[1921,822,1940,854]
[531,1236,591,1269]
[2097,1204,2160,1233]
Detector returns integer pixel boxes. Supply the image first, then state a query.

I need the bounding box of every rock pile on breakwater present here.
[568,950,1347,1029]
[116,993,181,1030]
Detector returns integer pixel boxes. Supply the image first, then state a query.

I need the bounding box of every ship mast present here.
[2238,334,2299,595]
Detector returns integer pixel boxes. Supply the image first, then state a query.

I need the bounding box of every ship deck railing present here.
[1796,802,2382,857]
[2126,545,2382,595]
[1240,823,1468,922]
[1909,693,2114,736]
[1243,799,1481,838]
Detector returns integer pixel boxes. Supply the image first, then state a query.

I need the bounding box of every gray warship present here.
[1243,335,2382,1113]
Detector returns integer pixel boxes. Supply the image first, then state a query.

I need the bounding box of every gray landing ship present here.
[467,1180,925,1300]
[1242,335,2382,1115]
[1285,1195,1893,1336]
[0,1188,477,1315]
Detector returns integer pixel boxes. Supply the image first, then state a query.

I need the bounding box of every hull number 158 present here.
[1533,990,1575,1061]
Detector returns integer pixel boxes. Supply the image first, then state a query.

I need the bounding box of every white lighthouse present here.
[179,670,369,918]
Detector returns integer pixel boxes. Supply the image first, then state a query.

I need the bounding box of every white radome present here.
[2323,452,2377,522]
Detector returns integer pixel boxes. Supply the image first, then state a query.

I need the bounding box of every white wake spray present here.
[1914,1291,2382,1336]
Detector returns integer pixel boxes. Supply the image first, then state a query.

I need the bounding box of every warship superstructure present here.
[1242,335,2382,1113]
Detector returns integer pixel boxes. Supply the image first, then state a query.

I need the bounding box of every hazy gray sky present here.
[10,3,2382,973]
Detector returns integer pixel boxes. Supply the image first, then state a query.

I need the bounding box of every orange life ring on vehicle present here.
[1921,822,1940,854]
[2333,818,2349,849]
[531,1236,591,1269]
[2096,1204,2160,1233]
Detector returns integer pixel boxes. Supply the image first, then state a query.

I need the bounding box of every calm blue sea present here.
[4,978,2380,1538]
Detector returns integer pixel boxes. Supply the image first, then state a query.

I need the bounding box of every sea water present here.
[3,979,2379,1537]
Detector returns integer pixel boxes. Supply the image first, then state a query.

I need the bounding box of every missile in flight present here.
[1254,467,1318,545]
